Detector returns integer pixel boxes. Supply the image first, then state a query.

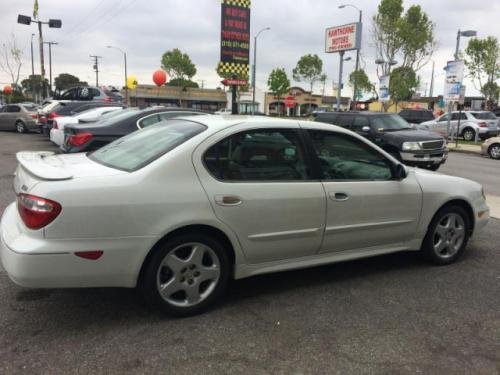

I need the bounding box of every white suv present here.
[420,111,499,141]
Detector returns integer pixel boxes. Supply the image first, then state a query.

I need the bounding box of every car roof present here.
[317,111,395,116]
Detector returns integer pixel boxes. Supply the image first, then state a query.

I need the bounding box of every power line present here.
[63,0,108,36]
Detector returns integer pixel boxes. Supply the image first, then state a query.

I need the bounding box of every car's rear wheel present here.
[421,205,470,265]
[462,127,475,141]
[488,143,500,159]
[140,233,230,317]
[15,120,27,133]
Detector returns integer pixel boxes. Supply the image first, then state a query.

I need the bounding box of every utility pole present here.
[90,55,102,86]
[429,60,435,97]
[44,41,57,95]
[30,33,35,76]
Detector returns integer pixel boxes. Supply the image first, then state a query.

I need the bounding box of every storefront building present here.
[127,85,227,111]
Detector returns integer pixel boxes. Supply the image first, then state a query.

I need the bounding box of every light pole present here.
[30,33,35,76]
[336,54,352,111]
[252,27,270,115]
[17,14,62,99]
[44,41,57,95]
[455,30,477,60]
[107,45,128,105]
[339,4,362,110]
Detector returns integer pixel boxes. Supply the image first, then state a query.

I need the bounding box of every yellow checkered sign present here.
[220,0,251,77]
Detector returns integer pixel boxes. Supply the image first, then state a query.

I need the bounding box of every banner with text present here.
[219,0,251,79]
[325,22,361,53]
[444,60,464,102]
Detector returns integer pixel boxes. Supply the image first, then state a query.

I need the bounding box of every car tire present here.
[15,120,27,133]
[140,233,230,317]
[488,143,500,160]
[426,164,440,171]
[421,205,470,265]
[462,127,475,141]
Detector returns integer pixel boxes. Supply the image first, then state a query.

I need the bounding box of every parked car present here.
[50,106,124,146]
[214,108,232,114]
[55,86,122,103]
[0,103,38,133]
[420,111,500,141]
[481,136,500,159]
[0,116,489,316]
[398,108,435,124]
[61,107,209,153]
[39,101,121,135]
[315,111,448,171]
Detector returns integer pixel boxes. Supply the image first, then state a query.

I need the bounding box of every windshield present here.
[471,112,496,120]
[89,119,206,171]
[93,107,141,126]
[372,115,413,131]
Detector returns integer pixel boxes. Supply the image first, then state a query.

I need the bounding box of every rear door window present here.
[352,116,370,132]
[138,114,161,128]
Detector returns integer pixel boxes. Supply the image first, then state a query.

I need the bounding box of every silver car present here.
[0,103,38,133]
[420,111,499,141]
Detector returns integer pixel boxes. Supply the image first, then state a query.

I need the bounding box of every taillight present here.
[104,96,112,102]
[478,122,488,128]
[39,115,47,124]
[48,112,60,119]
[17,193,62,230]
[68,132,93,147]
[31,114,37,119]
[53,120,58,129]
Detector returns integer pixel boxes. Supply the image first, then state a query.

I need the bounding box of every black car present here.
[38,101,121,135]
[315,111,448,171]
[54,86,122,102]
[398,108,435,124]
[61,107,209,153]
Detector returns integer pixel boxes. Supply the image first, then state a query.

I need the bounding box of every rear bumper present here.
[49,128,64,146]
[401,149,448,166]
[1,203,151,289]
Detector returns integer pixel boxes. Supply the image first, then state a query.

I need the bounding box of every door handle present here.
[329,192,349,201]
[215,195,243,206]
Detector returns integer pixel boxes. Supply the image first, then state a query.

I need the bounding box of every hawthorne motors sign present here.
[325,22,361,53]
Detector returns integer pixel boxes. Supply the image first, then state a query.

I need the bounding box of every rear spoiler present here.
[16,151,73,180]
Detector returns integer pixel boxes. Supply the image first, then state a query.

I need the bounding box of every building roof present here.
[130,85,227,102]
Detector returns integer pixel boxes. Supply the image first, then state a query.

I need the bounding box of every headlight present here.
[402,142,422,151]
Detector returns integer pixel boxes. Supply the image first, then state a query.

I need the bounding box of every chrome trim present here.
[325,219,415,234]
[248,227,322,241]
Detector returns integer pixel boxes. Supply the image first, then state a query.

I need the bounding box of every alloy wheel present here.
[16,121,26,133]
[432,213,466,259]
[462,129,475,141]
[156,242,220,307]
[489,144,500,159]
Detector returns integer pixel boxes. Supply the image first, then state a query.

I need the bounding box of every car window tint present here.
[336,115,352,128]
[139,114,161,128]
[91,88,101,98]
[159,112,203,121]
[471,112,496,120]
[352,116,369,131]
[439,114,449,122]
[8,105,21,113]
[308,130,393,181]
[451,113,459,121]
[204,129,311,181]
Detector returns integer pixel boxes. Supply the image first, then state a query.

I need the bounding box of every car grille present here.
[421,140,444,150]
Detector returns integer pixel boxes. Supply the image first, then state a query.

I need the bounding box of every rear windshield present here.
[23,105,38,112]
[89,119,206,171]
[471,112,496,120]
[94,108,142,125]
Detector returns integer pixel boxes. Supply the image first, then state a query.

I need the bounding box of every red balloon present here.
[3,85,13,95]
[153,69,167,87]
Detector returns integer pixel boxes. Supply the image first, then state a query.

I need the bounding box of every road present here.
[0,132,499,374]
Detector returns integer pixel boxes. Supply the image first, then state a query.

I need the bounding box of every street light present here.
[107,45,128,105]
[252,27,270,115]
[339,4,362,109]
[455,29,477,60]
[44,41,58,95]
[17,14,62,99]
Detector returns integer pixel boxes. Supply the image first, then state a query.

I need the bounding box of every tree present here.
[161,49,197,88]
[388,66,419,106]
[21,74,49,100]
[267,68,290,116]
[319,74,328,96]
[464,36,500,105]
[372,0,435,76]
[0,34,23,89]
[348,69,376,99]
[292,54,323,94]
[54,73,86,91]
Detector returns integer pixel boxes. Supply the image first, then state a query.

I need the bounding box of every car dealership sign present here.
[325,22,362,53]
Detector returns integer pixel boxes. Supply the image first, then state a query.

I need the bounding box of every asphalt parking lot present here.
[0,131,499,374]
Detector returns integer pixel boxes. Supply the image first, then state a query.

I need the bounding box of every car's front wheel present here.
[421,205,470,265]
[462,127,476,141]
[140,233,230,317]
[488,143,500,159]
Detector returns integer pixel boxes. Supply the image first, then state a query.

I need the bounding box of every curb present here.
[447,147,482,156]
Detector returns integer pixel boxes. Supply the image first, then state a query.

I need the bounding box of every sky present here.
[0,0,499,98]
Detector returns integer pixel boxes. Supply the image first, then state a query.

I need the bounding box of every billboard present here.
[325,22,362,53]
[443,60,464,102]
[379,75,390,102]
[219,0,251,80]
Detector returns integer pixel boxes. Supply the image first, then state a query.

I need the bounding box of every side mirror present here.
[361,126,371,133]
[394,163,407,180]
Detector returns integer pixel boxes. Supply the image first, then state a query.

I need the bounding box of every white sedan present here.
[49,106,123,146]
[0,116,490,316]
